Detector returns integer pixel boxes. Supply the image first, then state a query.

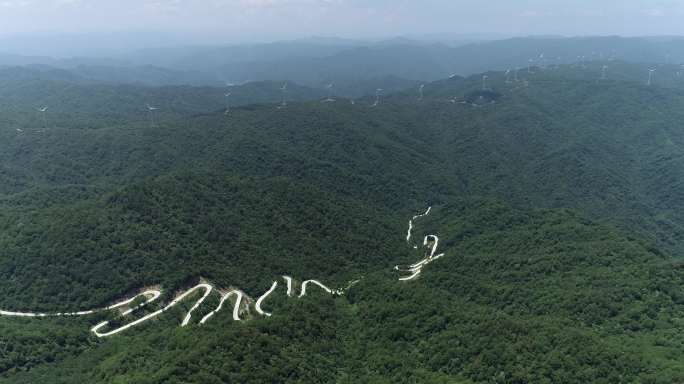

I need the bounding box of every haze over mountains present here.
[3,35,684,93]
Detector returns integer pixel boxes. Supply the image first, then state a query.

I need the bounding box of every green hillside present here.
[4,200,684,383]
[0,67,326,129]
[5,62,684,252]
[0,174,410,310]
[2,63,684,382]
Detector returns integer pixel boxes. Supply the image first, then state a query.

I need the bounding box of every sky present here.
[1,0,684,54]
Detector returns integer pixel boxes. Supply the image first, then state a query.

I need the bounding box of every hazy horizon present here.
[1,1,684,57]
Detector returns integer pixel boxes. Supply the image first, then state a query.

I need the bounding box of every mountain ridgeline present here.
[2,62,684,382]
[4,35,684,93]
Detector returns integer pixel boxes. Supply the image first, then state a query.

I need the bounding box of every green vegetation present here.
[0,174,409,310]
[0,67,327,129]
[2,63,684,382]
[5,200,684,383]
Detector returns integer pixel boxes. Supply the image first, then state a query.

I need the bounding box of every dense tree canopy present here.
[2,62,684,382]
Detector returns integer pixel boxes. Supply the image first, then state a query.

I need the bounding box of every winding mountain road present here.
[256,277,341,316]
[396,207,447,281]
[406,207,431,243]
[255,281,279,317]
[200,289,245,324]
[0,289,162,319]
[0,205,447,337]
[1,275,343,337]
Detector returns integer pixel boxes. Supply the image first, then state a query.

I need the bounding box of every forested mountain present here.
[0,67,327,129]
[118,36,684,87]
[3,61,684,382]
[4,61,684,252]
[124,38,366,72]
[6,36,684,94]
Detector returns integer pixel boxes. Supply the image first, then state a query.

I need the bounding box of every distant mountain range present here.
[3,36,684,97]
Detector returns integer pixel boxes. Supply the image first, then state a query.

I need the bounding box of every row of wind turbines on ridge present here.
[156,63,684,123]
[22,60,684,133]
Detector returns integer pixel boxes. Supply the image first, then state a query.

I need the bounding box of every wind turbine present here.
[224,92,232,115]
[505,69,512,83]
[146,104,158,127]
[322,83,336,103]
[372,88,383,107]
[482,75,489,91]
[278,82,288,109]
[418,84,425,101]
[601,65,608,80]
[647,69,656,86]
[37,106,48,128]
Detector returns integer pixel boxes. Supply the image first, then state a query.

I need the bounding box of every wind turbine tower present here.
[146,104,159,127]
[224,92,232,115]
[648,69,656,86]
[323,83,336,103]
[37,106,48,128]
[372,88,383,107]
[279,82,288,108]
